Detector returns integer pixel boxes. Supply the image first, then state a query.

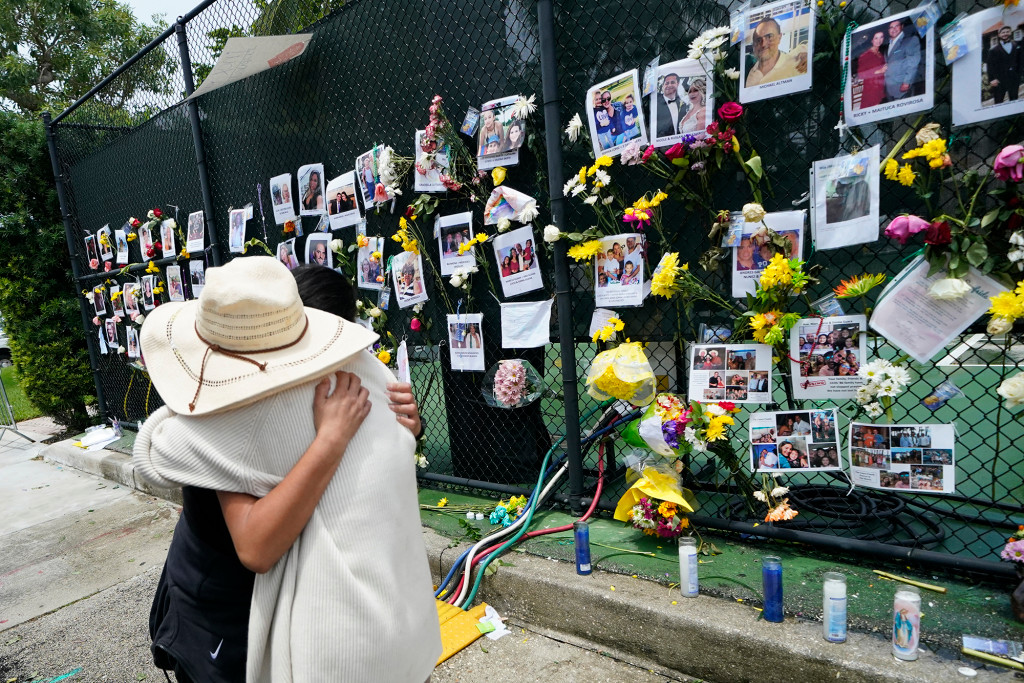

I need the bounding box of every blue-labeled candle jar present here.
[762,555,784,623]
[574,521,592,575]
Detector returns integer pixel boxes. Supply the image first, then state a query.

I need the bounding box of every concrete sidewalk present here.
[33,436,1020,682]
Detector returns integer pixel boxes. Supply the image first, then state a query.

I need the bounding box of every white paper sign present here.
[869,256,1008,363]
[187,34,312,101]
[688,343,773,403]
[448,313,485,371]
[588,308,618,339]
[849,422,956,493]
[750,408,842,471]
[500,299,552,348]
[732,210,804,298]
[811,146,880,250]
[396,340,410,385]
[493,225,543,298]
[790,314,867,399]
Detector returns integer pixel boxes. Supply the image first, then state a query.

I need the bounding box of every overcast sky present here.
[124,0,206,23]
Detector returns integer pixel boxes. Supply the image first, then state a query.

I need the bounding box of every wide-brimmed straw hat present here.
[141,256,378,416]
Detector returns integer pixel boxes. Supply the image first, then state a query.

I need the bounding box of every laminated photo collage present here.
[750,408,841,471]
[849,422,956,493]
[688,343,773,403]
[790,314,867,399]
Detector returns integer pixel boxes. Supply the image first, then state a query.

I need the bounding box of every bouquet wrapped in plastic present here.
[620,393,691,457]
[482,359,543,409]
[585,342,656,406]
[613,464,698,539]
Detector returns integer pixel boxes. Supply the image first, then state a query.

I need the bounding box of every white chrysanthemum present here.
[566,113,583,142]
[887,365,911,387]
[724,68,740,80]
[683,426,698,444]
[875,378,901,397]
[511,94,537,120]
[602,196,614,205]
[563,175,580,195]
[770,486,789,497]
[517,203,539,223]
[753,490,767,502]
[705,404,726,416]
[450,274,463,288]
[855,385,874,405]
[858,360,887,381]
[583,195,597,206]
[865,402,885,418]
[497,217,512,233]
[593,169,611,186]
[571,184,587,197]
[543,225,561,243]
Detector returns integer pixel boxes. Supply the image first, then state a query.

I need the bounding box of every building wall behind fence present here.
[49,0,1023,576]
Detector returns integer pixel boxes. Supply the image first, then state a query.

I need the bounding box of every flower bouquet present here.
[585,341,656,406]
[482,359,543,409]
[1003,525,1024,621]
[613,464,698,539]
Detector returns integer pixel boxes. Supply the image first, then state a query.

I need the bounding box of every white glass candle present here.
[678,537,698,598]
[892,585,921,661]
[822,572,847,643]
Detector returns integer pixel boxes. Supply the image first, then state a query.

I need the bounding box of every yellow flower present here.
[591,316,625,343]
[476,233,489,244]
[458,242,473,255]
[883,158,899,180]
[989,290,1024,321]
[567,239,602,262]
[578,166,587,184]
[437,497,448,508]
[179,248,189,259]
[759,254,793,289]
[658,501,678,518]
[126,232,137,242]
[594,155,613,168]
[145,260,159,274]
[357,234,369,248]
[897,164,916,186]
[377,350,392,364]
[371,250,382,260]
[651,252,683,299]
[399,216,408,229]
[653,191,668,205]
[922,138,947,160]
[839,1,846,6]
[705,416,730,442]
[492,167,506,186]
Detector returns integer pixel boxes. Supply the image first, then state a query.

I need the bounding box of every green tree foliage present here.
[0,112,93,427]
[0,0,170,428]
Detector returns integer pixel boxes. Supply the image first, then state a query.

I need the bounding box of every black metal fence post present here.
[42,111,109,419]
[175,21,223,266]
[537,0,585,514]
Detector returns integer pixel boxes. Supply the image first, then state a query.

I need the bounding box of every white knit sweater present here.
[134,350,441,682]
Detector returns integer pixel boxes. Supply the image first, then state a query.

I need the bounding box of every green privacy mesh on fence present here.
[48,0,1022,577]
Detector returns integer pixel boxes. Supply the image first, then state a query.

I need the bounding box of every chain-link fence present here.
[46,0,1022,579]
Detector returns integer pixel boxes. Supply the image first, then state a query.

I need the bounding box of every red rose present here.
[153,208,163,218]
[1009,212,1023,232]
[131,218,141,228]
[410,318,422,332]
[664,143,686,160]
[705,121,720,136]
[718,401,736,412]
[923,221,951,246]
[718,102,743,121]
[404,206,415,218]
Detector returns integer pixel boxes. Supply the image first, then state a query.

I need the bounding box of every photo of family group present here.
[477,95,525,170]
[186,210,205,252]
[437,212,475,276]
[650,59,714,147]
[732,211,804,298]
[812,146,880,250]
[740,0,815,103]
[791,314,867,399]
[585,69,647,159]
[750,408,840,471]
[415,129,451,193]
[595,233,645,307]
[848,422,956,493]
[325,171,361,230]
[844,9,934,125]
[689,343,772,404]
[447,313,485,371]
[270,172,295,224]
[953,7,1024,125]
[356,234,384,290]
[391,250,428,308]
[228,208,246,253]
[297,163,326,216]
[493,225,543,298]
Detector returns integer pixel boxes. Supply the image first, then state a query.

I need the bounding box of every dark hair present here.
[292,265,357,322]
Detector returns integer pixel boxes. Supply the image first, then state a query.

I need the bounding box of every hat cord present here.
[188,317,310,412]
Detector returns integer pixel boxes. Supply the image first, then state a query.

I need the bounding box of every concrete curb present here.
[41,438,1003,682]
[41,439,182,505]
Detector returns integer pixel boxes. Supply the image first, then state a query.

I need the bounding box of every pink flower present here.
[92,316,100,326]
[884,214,930,245]
[718,102,743,121]
[410,318,422,332]
[432,95,442,104]
[664,143,686,160]
[89,258,99,269]
[1002,539,1024,563]
[425,123,436,138]
[641,145,654,163]
[373,183,389,202]
[104,262,112,272]
[994,144,1024,182]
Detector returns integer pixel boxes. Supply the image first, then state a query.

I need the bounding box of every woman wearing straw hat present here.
[135,257,441,682]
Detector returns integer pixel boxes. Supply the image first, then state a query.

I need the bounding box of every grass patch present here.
[0,366,43,422]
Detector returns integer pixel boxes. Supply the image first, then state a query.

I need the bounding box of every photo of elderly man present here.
[746,16,808,86]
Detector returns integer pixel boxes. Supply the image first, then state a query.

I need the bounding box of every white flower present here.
[928,277,972,300]
[356,300,365,310]
[864,402,885,418]
[753,490,767,502]
[593,169,611,187]
[468,265,479,274]
[1009,248,1024,264]
[117,345,126,354]
[886,365,911,387]
[602,196,614,205]
[570,184,587,197]
[858,359,887,381]
[855,385,874,405]
[135,314,145,325]
[875,378,900,397]
[583,195,597,206]
[147,210,156,220]
[330,238,344,254]
[416,454,429,469]
[770,486,789,498]
[517,202,539,223]
[563,175,580,195]
[997,372,1024,408]
[620,140,642,166]
[497,217,512,233]
[705,404,726,416]
[1011,231,1024,246]
[683,426,698,444]
[450,274,463,288]
[742,202,766,223]
[988,316,1014,335]
[413,302,425,314]
[367,307,382,318]
[565,113,583,142]
[511,94,537,120]
[724,68,740,80]
[543,225,561,243]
